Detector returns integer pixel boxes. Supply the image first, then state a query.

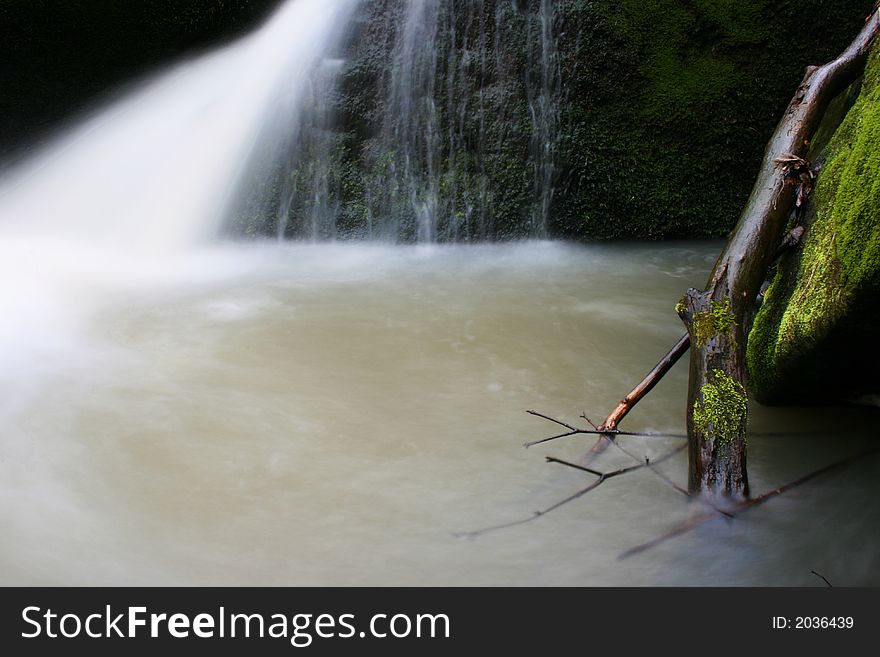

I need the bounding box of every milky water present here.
[1,240,878,586]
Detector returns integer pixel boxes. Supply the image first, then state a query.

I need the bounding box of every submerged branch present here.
[811,571,833,588]
[526,410,580,432]
[606,434,737,518]
[608,438,691,499]
[618,448,880,560]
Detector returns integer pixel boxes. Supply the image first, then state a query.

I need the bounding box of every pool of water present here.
[2,240,878,585]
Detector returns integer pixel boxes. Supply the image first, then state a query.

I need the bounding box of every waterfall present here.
[0,0,358,251]
[0,0,567,250]
[388,0,442,243]
[270,57,348,242]
[309,0,564,243]
[527,0,560,236]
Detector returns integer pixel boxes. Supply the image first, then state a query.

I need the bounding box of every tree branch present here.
[585,333,691,463]
[618,448,880,560]
[524,410,686,449]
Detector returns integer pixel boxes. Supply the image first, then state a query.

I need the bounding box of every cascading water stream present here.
[527,0,560,235]
[0,0,357,250]
[384,0,442,243]
[339,0,563,243]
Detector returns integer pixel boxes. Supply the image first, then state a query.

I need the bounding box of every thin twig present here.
[524,428,686,449]
[526,410,580,432]
[523,430,583,448]
[608,439,690,498]
[811,570,833,587]
[524,410,686,448]
[606,439,734,518]
[544,457,604,477]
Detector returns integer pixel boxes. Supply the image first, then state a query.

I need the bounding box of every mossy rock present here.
[747,44,880,403]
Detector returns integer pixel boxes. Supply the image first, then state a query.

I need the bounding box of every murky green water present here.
[2,241,878,585]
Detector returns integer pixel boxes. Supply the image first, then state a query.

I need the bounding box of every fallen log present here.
[678,10,878,497]
[585,216,814,462]
[618,448,880,560]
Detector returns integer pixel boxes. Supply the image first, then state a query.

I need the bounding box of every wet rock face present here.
[263,0,868,241]
[747,45,880,405]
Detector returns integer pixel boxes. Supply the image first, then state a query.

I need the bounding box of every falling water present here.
[526,0,560,236]
[351,0,563,242]
[272,57,348,241]
[384,0,442,242]
[0,0,357,250]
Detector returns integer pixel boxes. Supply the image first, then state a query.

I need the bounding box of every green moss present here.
[692,297,736,347]
[821,56,880,293]
[615,0,743,124]
[690,0,769,45]
[675,297,688,316]
[552,0,868,240]
[693,369,748,445]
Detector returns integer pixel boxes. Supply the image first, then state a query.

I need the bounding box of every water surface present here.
[2,241,878,586]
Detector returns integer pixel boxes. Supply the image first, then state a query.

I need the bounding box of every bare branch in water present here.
[524,410,686,449]
[456,444,686,540]
[618,448,880,560]
[526,410,580,432]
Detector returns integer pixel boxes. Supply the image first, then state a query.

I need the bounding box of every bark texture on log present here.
[678,10,879,497]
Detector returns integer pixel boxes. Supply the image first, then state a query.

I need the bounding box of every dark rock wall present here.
[261,0,868,241]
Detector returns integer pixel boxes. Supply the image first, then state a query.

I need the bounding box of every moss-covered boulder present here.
[747,44,880,403]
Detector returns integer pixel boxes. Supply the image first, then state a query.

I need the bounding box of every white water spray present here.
[0,0,356,250]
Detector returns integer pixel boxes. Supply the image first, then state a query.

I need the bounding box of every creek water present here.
[1,240,877,586]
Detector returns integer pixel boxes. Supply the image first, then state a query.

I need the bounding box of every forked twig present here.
[456,444,686,540]
[524,410,686,449]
